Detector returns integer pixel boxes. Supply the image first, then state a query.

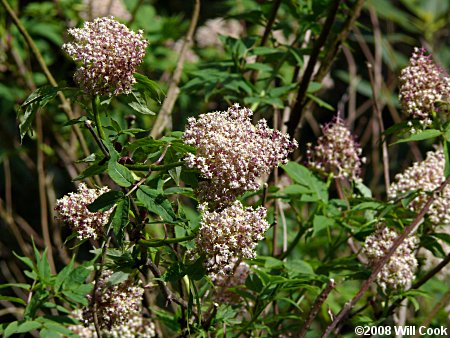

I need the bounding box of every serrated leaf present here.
[0,296,26,305]
[55,258,74,292]
[17,86,61,141]
[107,271,130,286]
[108,160,134,187]
[392,129,441,144]
[137,186,176,222]
[111,198,130,243]
[134,73,164,103]
[73,162,107,181]
[282,162,328,202]
[128,90,155,115]
[87,190,123,212]
[0,283,30,290]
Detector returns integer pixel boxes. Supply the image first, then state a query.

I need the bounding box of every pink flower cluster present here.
[63,16,148,96]
[399,47,450,124]
[307,116,364,180]
[388,149,450,225]
[183,103,297,208]
[82,270,145,331]
[192,201,269,277]
[362,226,418,292]
[55,183,111,240]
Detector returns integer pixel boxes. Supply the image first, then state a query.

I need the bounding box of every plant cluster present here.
[0,0,449,337]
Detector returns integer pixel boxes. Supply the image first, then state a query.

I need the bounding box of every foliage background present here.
[0,0,449,336]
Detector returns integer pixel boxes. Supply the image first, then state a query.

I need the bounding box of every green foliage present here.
[1,0,450,336]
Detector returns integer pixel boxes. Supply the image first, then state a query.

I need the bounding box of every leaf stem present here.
[139,234,196,247]
[92,96,107,141]
[125,161,184,171]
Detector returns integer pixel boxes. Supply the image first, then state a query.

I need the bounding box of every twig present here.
[250,0,282,83]
[139,234,196,247]
[36,110,56,274]
[84,120,109,158]
[125,161,184,171]
[150,0,200,138]
[92,96,107,141]
[411,288,450,338]
[146,258,188,308]
[367,7,390,191]
[1,0,90,157]
[286,0,342,135]
[321,174,450,337]
[90,236,111,338]
[289,0,365,136]
[299,279,336,338]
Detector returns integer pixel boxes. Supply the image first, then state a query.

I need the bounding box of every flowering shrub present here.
[1,1,450,337]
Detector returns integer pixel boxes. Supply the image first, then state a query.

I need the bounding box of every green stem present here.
[139,234,195,247]
[125,161,184,171]
[92,96,106,141]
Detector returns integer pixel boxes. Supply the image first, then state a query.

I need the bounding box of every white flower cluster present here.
[70,310,156,338]
[307,116,364,180]
[183,103,297,208]
[82,270,145,331]
[192,201,269,277]
[81,0,131,21]
[55,183,111,240]
[399,47,450,123]
[212,259,250,303]
[388,149,450,225]
[362,226,419,292]
[63,16,148,96]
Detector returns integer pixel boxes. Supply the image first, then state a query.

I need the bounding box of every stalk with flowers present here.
[0,1,450,337]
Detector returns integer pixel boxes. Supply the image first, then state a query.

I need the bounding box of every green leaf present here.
[134,73,164,103]
[15,321,41,334]
[40,328,62,338]
[282,162,328,202]
[137,186,176,222]
[306,93,334,111]
[285,260,315,278]
[17,85,60,141]
[162,261,186,282]
[108,160,134,187]
[0,296,26,305]
[392,129,441,144]
[107,271,130,286]
[55,258,75,292]
[0,283,30,290]
[111,198,130,242]
[313,215,334,236]
[73,162,107,181]
[128,90,155,115]
[4,321,19,338]
[87,190,124,212]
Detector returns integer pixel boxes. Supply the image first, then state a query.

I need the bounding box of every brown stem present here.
[367,63,390,192]
[287,0,342,135]
[36,111,56,274]
[321,174,450,337]
[146,258,188,309]
[290,0,365,136]
[150,0,200,138]
[299,279,336,338]
[250,0,282,83]
[411,288,450,338]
